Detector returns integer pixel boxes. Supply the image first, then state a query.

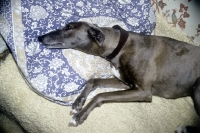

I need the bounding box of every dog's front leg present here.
[71,78,129,115]
[69,88,152,126]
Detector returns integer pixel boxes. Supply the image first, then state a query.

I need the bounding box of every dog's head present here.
[38,22,105,51]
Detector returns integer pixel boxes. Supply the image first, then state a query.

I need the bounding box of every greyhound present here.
[38,21,200,132]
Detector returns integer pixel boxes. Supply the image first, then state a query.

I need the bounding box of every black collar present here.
[105,25,129,61]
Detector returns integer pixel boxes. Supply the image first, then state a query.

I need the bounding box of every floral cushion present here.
[0,0,156,105]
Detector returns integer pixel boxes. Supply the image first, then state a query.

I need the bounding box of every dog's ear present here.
[88,27,105,46]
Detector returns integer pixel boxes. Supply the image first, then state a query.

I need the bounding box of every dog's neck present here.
[97,26,129,60]
[105,25,129,61]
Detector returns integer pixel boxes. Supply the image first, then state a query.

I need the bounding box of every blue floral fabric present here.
[0,0,156,105]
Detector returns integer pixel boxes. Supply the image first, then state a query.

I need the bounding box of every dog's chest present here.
[111,65,121,80]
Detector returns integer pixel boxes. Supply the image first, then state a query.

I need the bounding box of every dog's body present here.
[38,22,200,132]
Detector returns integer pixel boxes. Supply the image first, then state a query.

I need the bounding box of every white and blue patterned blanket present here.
[0,0,155,105]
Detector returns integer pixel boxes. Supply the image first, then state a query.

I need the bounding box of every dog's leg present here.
[70,78,130,115]
[175,77,200,133]
[69,88,152,126]
[192,77,200,117]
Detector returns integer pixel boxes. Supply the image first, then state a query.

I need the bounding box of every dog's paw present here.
[68,117,79,127]
[68,115,83,127]
[175,126,187,133]
[70,109,78,115]
[70,97,86,115]
[175,126,200,133]
[68,110,88,127]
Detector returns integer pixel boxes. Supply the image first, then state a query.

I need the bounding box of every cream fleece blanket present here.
[0,14,199,133]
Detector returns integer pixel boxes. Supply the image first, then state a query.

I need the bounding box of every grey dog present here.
[38,21,200,132]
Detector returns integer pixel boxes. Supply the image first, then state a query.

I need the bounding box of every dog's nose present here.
[38,36,43,42]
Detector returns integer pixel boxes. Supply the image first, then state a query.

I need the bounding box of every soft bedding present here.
[0,0,199,132]
[0,0,156,105]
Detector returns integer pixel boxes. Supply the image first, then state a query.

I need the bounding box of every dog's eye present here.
[64,25,72,30]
